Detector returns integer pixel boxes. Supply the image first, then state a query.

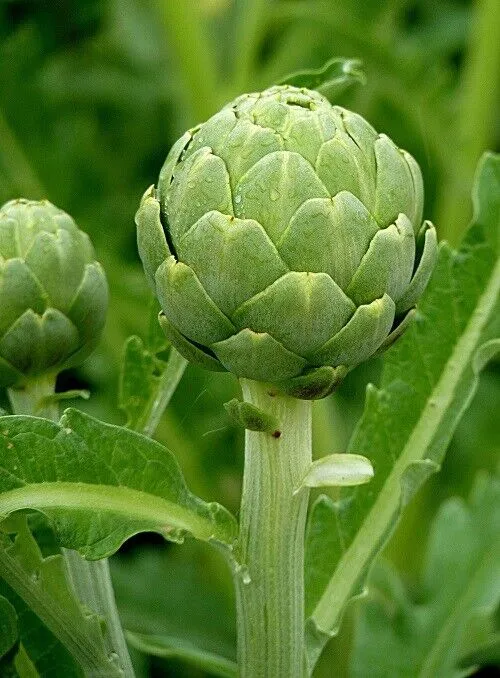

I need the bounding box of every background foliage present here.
[0,0,498,676]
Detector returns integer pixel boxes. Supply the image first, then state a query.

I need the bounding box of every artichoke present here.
[0,199,108,387]
[137,85,437,397]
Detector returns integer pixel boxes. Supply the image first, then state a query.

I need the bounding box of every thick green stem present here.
[235,379,311,678]
[7,376,134,678]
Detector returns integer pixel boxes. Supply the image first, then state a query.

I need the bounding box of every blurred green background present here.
[0,0,498,675]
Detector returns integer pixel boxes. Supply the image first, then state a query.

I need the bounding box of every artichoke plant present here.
[137,85,437,397]
[0,199,108,388]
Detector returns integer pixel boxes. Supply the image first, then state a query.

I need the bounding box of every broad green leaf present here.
[277,57,365,100]
[127,632,238,678]
[0,409,237,558]
[0,515,115,677]
[351,470,500,678]
[0,594,17,658]
[306,152,500,667]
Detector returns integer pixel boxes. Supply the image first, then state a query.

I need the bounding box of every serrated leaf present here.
[118,334,161,429]
[119,336,187,435]
[306,152,500,666]
[119,297,187,434]
[0,515,115,677]
[277,57,365,100]
[127,631,238,678]
[0,409,237,558]
[351,470,500,678]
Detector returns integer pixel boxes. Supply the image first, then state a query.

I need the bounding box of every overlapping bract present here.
[0,199,108,387]
[137,85,437,395]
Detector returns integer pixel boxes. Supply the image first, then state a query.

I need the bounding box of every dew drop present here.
[234,194,242,204]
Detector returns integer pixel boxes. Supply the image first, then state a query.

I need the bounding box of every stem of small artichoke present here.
[234,379,311,678]
[7,374,135,678]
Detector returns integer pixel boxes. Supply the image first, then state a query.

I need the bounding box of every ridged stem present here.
[235,379,311,678]
[7,375,134,678]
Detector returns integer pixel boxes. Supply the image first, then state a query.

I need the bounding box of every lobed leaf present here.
[0,409,237,559]
[305,152,500,668]
[350,470,500,678]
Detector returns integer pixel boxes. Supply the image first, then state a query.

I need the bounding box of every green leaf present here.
[351,470,500,678]
[118,334,163,429]
[0,594,17,658]
[277,57,365,101]
[0,409,237,558]
[127,632,238,678]
[119,298,187,435]
[0,515,116,677]
[305,152,500,667]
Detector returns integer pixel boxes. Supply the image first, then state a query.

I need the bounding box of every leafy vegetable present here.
[351,469,500,678]
[305,152,500,667]
[0,409,237,559]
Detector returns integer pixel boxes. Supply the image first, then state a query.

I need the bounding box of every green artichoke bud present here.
[0,199,108,387]
[137,85,437,396]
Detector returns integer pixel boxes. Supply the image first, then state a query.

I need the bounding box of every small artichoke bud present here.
[136,85,438,397]
[0,199,108,387]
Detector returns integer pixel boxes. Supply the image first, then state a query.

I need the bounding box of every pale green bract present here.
[0,199,108,387]
[136,85,437,397]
